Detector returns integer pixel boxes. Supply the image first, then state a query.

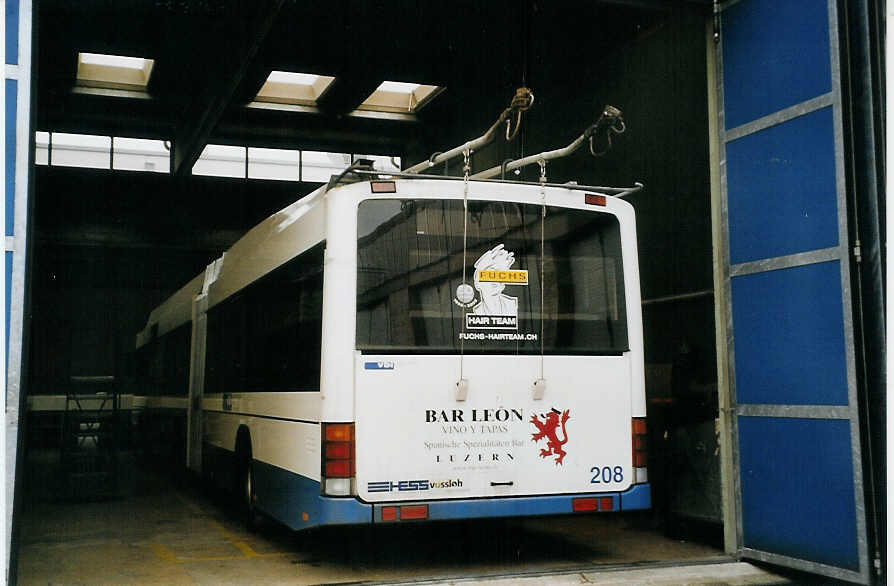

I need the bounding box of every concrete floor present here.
[15,449,767,585]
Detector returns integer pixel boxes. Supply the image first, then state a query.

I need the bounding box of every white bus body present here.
[136,176,650,530]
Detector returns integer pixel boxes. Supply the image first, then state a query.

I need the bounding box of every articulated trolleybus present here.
[136,118,649,531]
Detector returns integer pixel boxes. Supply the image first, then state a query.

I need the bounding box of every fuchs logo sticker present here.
[531,408,570,465]
[454,244,528,330]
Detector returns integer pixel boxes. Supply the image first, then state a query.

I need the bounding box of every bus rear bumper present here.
[371,483,651,523]
[318,495,374,526]
[253,459,649,529]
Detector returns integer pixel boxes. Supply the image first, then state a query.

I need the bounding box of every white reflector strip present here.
[634,467,648,484]
[324,478,352,496]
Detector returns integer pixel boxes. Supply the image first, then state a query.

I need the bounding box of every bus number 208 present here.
[590,466,624,484]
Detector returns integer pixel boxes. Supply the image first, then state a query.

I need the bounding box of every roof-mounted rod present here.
[402,87,534,174]
[350,168,644,199]
[470,105,626,180]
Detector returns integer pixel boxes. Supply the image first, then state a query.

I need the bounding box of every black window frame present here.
[205,242,325,394]
[356,198,629,356]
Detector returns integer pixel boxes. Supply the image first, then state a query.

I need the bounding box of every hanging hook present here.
[501,158,514,180]
[505,87,534,141]
[589,112,626,157]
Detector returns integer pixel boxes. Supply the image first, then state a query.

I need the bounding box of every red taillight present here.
[573,498,598,512]
[632,418,647,434]
[322,423,355,479]
[382,506,398,522]
[585,193,607,206]
[324,459,353,478]
[632,417,648,471]
[572,496,615,512]
[325,423,354,442]
[380,504,429,522]
[325,442,353,460]
[399,505,428,520]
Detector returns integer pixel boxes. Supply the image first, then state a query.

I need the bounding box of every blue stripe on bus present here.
[251,459,372,530]
[620,483,651,510]
[318,495,373,526]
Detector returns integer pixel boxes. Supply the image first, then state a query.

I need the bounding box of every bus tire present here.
[234,430,258,531]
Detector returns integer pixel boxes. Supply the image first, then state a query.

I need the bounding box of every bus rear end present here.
[321,179,648,524]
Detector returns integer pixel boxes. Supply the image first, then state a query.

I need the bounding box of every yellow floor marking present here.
[252,551,291,558]
[172,554,247,563]
[158,495,290,562]
[233,541,257,557]
[151,542,256,564]
[208,520,240,542]
[150,543,178,563]
[207,519,290,559]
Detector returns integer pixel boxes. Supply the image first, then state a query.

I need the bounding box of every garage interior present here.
[6,0,885,584]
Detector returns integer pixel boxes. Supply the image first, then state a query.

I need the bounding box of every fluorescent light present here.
[77,52,155,91]
[255,71,335,106]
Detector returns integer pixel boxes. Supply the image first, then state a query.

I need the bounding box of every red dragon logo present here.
[531,408,570,465]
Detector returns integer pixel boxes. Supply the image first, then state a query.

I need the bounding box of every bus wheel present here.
[242,461,257,530]
[235,438,258,531]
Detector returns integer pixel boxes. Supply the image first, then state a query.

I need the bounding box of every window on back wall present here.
[34,132,169,172]
[113,137,170,173]
[35,132,49,165]
[192,144,246,178]
[248,147,300,181]
[301,151,352,182]
[355,154,401,173]
[33,131,400,182]
[50,133,111,169]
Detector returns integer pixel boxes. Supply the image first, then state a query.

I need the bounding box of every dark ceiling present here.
[35,0,706,175]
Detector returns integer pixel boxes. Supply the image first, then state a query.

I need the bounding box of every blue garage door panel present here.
[722,0,831,129]
[739,417,859,570]
[731,261,847,406]
[6,0,18,65]
[727,107,839,264]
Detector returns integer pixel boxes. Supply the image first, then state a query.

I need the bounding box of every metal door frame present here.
[711,0,870,582]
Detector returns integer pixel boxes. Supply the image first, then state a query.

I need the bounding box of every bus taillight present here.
[322,423,355,495]
[632,418,648,484]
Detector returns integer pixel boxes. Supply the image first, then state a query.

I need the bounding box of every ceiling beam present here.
[214,106,415,154]
[315,74,383,117]
[171,0,285,176]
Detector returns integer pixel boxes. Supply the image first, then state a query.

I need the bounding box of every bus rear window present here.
[356,199,628,355]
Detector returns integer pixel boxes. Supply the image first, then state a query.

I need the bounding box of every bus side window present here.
[208,243,324,394]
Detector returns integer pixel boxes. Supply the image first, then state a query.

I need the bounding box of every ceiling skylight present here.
[76,52,155,91]
[357,81,442,113]
[255,71,336,106]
